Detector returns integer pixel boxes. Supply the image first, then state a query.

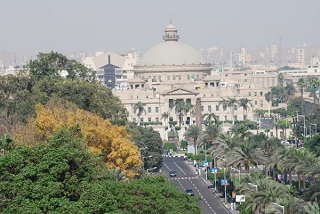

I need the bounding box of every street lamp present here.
[272,202,284,214]
[146,167,157,175]
[217,156,227,204]
[297,113,306,137]
[204,142,208,181]
[248,183,258,192]
[231,167,241,182]
[139,147,148,170]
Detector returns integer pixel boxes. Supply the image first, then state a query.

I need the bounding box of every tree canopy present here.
[0,127,202,214]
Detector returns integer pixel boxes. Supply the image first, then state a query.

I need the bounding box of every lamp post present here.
[204,142,208,181]
[231,167,241,182]
[147,167,157,175]
[139,147,148,170]
[248,183,258,192]
[308,125,312,138]
[272,202,284,214]
[297,113,306,137]
[217,156,227,203]
[142,155,153,171]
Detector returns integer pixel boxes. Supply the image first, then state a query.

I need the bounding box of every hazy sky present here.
[1,0,319,55]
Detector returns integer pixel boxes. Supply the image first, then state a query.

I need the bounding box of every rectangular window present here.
[255,100,258,105]
[140,118,143,122]
[254,92,257,96]
[248,92,251,96]
[216,105,219,111]
[148,107,151,113]
[148,118,151,122]
[260,92,263,96]
[216,116,219,121]
[156,118,159,122]
[208,105,212,111]
[201,106,204,111]
[234,116,238,121]
[234,105,238,110]
[155,107,159,113]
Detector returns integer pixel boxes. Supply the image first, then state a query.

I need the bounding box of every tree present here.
[278,73,284,86]
[14,100,142,177]
[202,112,217,125]
[238,98,253,120]
[161,112,170,126]
[184,125,201,154]
[285,82,297,100]
[265,91,273,117]
[304,202,320,214]
[297,77,307,98]
[133,101,146,124]
[219,98,229,122]
[174,99,188,126]
[0,126,107,213]
[227,97,238,124]
[308,76,320,109]
[276,119,292,139]
[28,51,96,81]
[304,134,320,157]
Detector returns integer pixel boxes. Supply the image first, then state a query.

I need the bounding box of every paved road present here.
[162,156,230,214]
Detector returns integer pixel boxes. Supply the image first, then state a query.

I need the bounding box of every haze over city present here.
[1,0,320,56]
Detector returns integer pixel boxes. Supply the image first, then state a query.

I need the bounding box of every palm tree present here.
[254,109,265,119]
[309,76,320,109]
[200,124,222,149]
[161,112,169,126]
[278,73,284,86]
[219,98,229,123]
[238,98,253,120]
[296,77,306,98]
[174,99,188,127]
[133,101,146,124]
[228,141,267,174]
[202,112,217,126]
[227,97,238,124]
[304,202,320,214]
[285,82,296,100]
[184,125,201,154]
[265,91,273,117]
[266,196,305,214]
[237,176,290,213]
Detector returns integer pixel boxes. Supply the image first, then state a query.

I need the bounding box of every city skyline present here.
[0,0,319,56]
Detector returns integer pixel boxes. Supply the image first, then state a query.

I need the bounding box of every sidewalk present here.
[186,161,239,214]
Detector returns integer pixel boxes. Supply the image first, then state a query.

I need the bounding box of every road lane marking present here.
[174,162,187,175]
[163,162,171,171]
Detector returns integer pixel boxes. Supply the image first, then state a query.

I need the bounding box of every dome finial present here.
[163,21,180,42]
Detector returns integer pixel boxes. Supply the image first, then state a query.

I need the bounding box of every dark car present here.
[169,170,177,177]
[185,189,194,196]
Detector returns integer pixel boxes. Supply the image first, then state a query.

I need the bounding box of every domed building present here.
[134,22,211,83]
[114,22,280,141]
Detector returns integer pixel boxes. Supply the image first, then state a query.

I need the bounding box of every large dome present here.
[139,41,206,66]
[138,22,206,66]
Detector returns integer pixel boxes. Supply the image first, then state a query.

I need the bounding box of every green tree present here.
[304,134,320,157]
[227,97,238,124]
[184,125,201,154]
[238,98,253,120]
[219,98,229,122]
[28,51,96,81]
[161,112,170,126]
[133,101,146,124]
[202,112,217,125]
[265,91,273,116]
[285,82,297,100]
[297,77,307,98]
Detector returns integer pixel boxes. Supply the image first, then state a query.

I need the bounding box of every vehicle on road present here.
[169,170,177,177]
[185,189,194,196]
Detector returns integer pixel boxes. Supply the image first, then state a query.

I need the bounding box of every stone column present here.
[196,98,202,129]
